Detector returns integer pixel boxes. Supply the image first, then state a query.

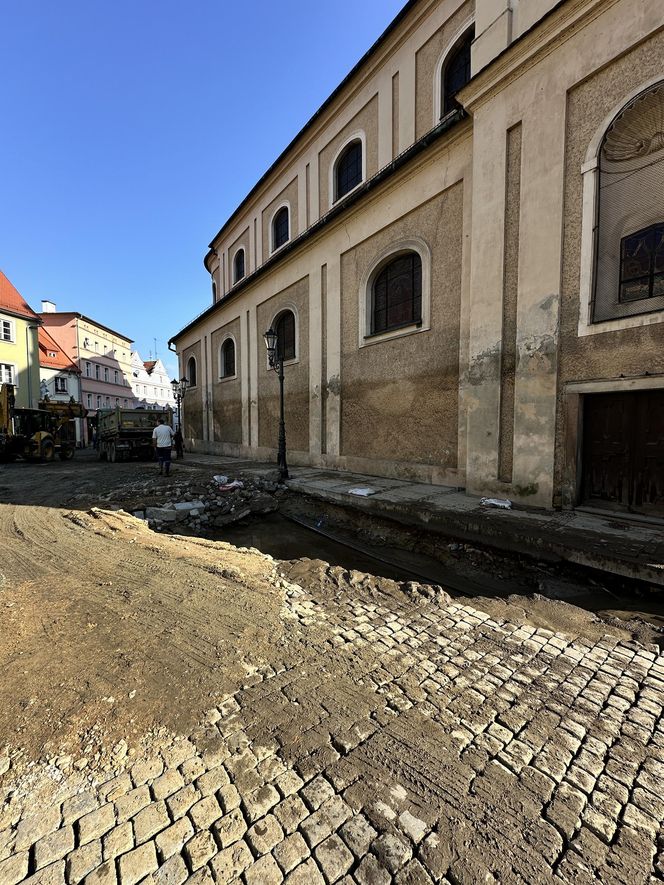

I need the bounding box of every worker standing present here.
[152,418,175,476]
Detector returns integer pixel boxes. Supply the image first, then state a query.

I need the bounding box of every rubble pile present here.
[132,470,286,533]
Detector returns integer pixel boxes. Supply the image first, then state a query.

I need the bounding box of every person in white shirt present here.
[152,418,175,476]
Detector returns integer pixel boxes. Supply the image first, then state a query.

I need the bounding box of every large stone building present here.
[130,352,176,412]
[0,271,41,410]
[171,0,664,517]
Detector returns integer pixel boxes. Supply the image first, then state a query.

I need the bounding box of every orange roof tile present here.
[143,360,157,373]
[38,327,80,372]
[0,270,40,321]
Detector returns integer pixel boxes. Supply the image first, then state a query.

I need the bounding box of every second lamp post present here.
[263,327,289,481]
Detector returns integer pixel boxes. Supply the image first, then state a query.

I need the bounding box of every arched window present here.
[274,310,296,362]
[371,252,422,335]
[442,27,474,116]
[272,207,290,251]
[211,277,217,301]
[589,82,664,323]
[187,356,197,387]
[220,338,236,378]
[233,249,245,283]
[335,139,363,201]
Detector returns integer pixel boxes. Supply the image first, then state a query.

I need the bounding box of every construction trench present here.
[0,451,663,884]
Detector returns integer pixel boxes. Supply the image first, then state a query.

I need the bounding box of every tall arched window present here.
[371,252,422,335]
[187,356,197,387]
[233,249,245,283]
[274,310,296,361]
[335,139,363,201]
[220,338,236,378]
[272,207,290,251]
[593,82,664,322]
[211,277,217,301]
[442,27,474,116]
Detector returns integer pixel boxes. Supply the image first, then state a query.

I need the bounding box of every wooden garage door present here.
[581,390,664,516]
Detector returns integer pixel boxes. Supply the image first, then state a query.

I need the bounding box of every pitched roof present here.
[0,270,41,321]
[143,360,157,373]
[38,327,80,372]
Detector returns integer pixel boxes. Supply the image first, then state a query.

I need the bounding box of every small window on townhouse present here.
[123,398,128,406]
[94,341,99,352]
[335,140,363,201]
[442,27,474,116]
[114,370,119,384]
[272,207,290,251]
[83,337,90,349]
[371,251,422,335]
[95,365,101,380]
[105,396,110,407]
[103,344,108,355]
[48,351,57,358]
[85,362,92,377]
[55,377,67,393]
[104,367,109,382]
[220,338,236,378]
[187,356,197,387]
[115,398,119,405]
[86,394,92,409]
[0,364,15,385]
[1,320,14,342]
[233,249,245,283]
[96,395,102,408]
[274,310,296,362]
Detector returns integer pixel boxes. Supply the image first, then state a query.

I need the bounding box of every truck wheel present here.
[40,440,55,462]
[109,442,116,463]
[59,446,75,461]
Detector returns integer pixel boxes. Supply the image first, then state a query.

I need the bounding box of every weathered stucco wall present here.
[415,0,474,140]
[261,178,299,263]
[257,277,310,454]
[181,340,203,441]
[554,31,664,501]
[340,183,464,470]
[318,95,379,213]
[211,318,242,445]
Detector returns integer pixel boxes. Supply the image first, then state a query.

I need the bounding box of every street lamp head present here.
[263,327,278,368]
[171,378,179,397]
[180,376,188,393]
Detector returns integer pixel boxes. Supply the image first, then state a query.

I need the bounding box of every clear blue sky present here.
[1,0,405,379]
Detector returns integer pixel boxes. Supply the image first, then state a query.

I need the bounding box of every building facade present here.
[171,0,664,516]
[0,271,41,410]
[130,353,176,411]
[40,303,136,442]
[38,327,84,444]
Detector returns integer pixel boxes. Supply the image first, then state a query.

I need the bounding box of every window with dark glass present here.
[443,28,474,116]
[273,207,289,250]
[619,223,664,303]
[335,140,363,201]
[212,278,217,301]
[234,249,245,283]
[187,356,197,387]
[371,252,422,335]
[221,339,236,377]
[275,311,296,361]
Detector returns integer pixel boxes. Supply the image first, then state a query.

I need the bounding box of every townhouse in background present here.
[171,0,664,517]
[39,302,136,444]
[0,271,41,410]
[38,327,84,444]
[130,352,176,412]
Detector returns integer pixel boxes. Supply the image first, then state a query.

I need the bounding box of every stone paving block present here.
[78,804,116,846]
[66,839,102,882]
[152,768,185,801]
[300,776,335,811]
[217,783,241,813]
[273,832,310,874]
[181,865,213,884]
[183,830,217,871]
[275,770,304,798]
[83,860,117,885]
[34,826,74,870]
[115,786,152,824]
[22,859,66,885]
[0,850,29,885]
[180,756,206,785]
[212,809,247,848]
[166,784,200,821]
[98,774,132,804]
[395,859,435,884]
[162,740,196,770]
[62,793,98,825]
[209,840,253,881]
[340,814,377,857]
[284,858,327,884]
[118,840,158,885]
[398,810,428,844]
[132,799,170,844]
[131,757,164,787]
[195,765,229,797]
[314,833,353,882]
[373,833,412,874]
[103,821,133,861]
[144,852,188,885]
[155,817,194,861]
[244,853,284,884]
[15,807,61,851]
[246,813,284,855]
[244,783,281,822]
[189,794,222,830]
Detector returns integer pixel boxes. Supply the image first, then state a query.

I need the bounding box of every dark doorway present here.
[581,390,664,516]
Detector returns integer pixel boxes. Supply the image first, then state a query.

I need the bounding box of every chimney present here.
[41,300,56,313]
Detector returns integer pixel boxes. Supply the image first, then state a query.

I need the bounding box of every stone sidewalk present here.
[2,566,662,884]
[179,453,664,587]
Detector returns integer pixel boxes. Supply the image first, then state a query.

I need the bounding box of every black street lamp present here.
[263,327,289,481]
[170,376,188,434]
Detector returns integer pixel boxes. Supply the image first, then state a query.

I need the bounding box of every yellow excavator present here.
[0,383,86,462]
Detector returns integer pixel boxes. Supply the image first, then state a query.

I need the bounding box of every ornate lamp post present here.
[263,327,289,481]
[170,376,188,433]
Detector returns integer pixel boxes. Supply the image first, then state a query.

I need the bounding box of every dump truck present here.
[96,406,174,462]
[0,383,85,462]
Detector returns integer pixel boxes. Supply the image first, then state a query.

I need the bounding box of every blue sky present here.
[1,0,404,379]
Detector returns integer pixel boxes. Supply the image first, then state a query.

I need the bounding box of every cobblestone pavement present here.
[1,564,663,885]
